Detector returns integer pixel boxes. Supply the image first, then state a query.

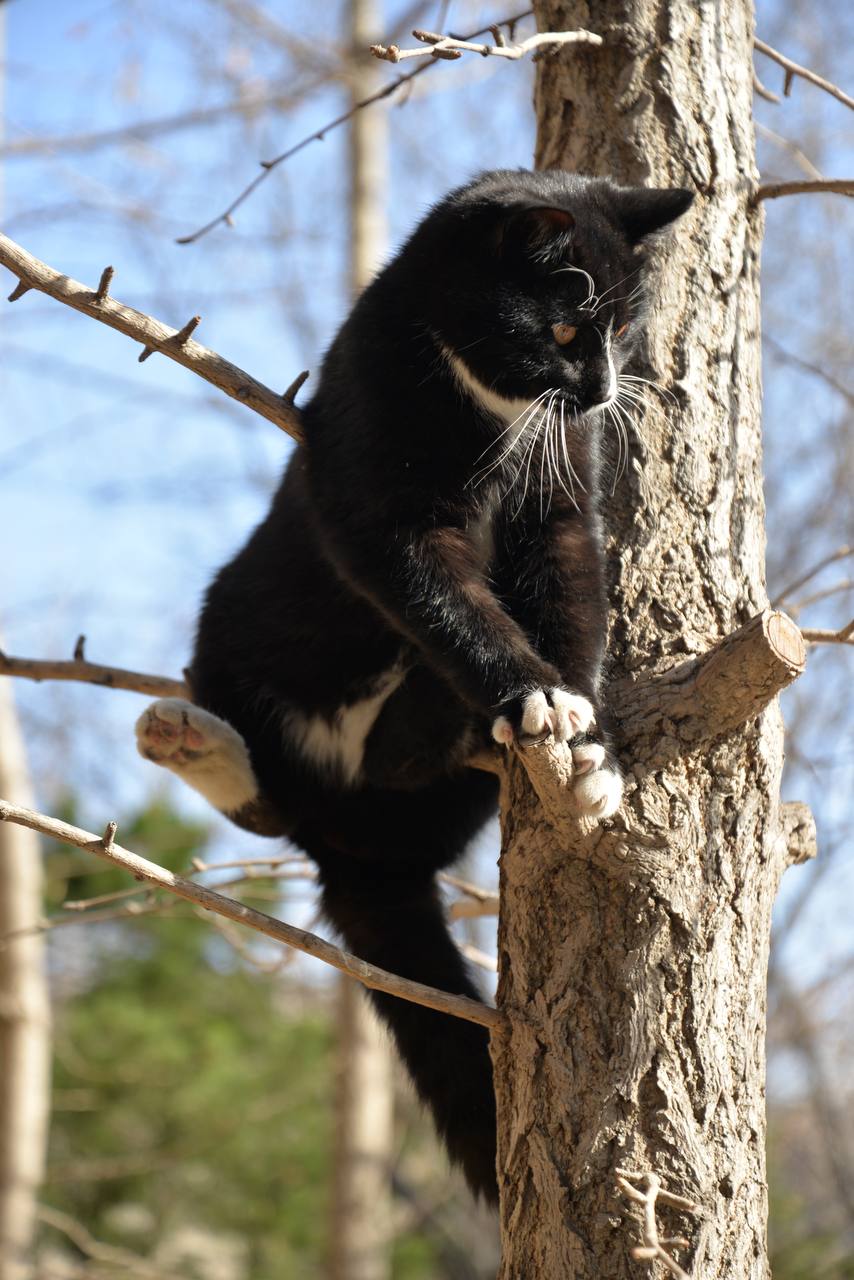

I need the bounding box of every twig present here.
[771,546,852,607]
[370,26,601,64]
[764,334,854,406]
[753,37,854,112]
[0,232,305,444]
[176,10,534,244]
[753,70,781,104]
[0,799,503,1031]
[790,579,853,614]
[37,1203,184,1280]
[615,1169,701,1279]
[0,643,188,699]
[755,122,822,180]
[801,621,854,646]
[754,178,854,202]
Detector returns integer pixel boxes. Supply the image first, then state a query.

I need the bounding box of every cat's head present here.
[412,169,693,419]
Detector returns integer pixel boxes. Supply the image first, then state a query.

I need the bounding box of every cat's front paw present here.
[491,688,595,747]
[569,739,623,819]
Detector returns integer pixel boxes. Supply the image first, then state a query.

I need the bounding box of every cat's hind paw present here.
[135,699,259,814]
[569,739,623,819]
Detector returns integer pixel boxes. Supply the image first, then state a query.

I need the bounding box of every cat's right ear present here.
[495,206,576,260]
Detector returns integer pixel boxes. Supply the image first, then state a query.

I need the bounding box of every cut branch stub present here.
[621,609,806,746]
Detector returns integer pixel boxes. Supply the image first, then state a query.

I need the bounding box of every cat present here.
[135,169,693,1205]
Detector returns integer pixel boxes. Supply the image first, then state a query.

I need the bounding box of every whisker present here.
[468,389,552,486]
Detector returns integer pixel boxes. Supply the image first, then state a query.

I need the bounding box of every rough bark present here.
[0,680,51,1280]
[491,2,789,1275]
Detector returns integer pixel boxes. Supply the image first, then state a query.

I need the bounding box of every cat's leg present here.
[493,498,624,819]
[135,699,288,836]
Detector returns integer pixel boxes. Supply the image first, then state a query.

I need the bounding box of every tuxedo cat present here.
[136,169,693,1204]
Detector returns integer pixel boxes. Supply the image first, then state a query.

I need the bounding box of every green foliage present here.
[44,799,336,1279]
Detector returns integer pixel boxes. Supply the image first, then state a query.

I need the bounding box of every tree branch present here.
[0,233,306,444]
[771,546,853,608]
[0,642,189,700]
[370,26,601,64]
[615,1170,701,1280]
[801,621,854,646]
[754,178,854,203]
[0,800,503,1031]
[619,609,806,744]
[753,37,854,112]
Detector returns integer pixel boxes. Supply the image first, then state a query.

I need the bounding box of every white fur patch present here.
[282,665,406,785]
[446,350,532,428]
[135,699,259,814]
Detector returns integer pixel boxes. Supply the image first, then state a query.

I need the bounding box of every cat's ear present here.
[496,206,575,259]
[612,187,694,244]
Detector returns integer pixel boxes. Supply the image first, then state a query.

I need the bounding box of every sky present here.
[1,0,852,1025]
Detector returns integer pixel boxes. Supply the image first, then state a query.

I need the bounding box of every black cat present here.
[136,169,693,1204]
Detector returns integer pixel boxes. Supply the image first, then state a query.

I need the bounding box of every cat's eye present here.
[615,322,630,338]
[552,323,577,347]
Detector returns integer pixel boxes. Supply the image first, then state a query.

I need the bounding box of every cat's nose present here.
[587,371,617,407]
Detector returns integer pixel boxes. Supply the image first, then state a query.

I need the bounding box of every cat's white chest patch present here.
[445,350,532,431]
[283,664,406,785]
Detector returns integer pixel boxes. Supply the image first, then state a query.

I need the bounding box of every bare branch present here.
[764,336,854,406]
[801,621,854,646]
[370,26,601,64]
[754,178,854,203]
[754,37,854,112]
[615,1169,701,1280]
[753,70,780,104]
[176,10,535,244]
[0,644,188,699]
[772,546,853,607]
[755,123,822,180]
[0,232,305,444]
[0,800,503,1031]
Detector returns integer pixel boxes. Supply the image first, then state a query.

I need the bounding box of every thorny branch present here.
[615,1169,701,1280]
[369,26,601,65]
[0,232,307,444]
[177,10,535,244]
[0,800,504,1031]
[753,37,854,112]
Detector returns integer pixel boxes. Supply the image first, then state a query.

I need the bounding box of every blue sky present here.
[1,0,852,1014]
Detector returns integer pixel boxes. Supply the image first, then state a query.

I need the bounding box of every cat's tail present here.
[312,850,498,1205]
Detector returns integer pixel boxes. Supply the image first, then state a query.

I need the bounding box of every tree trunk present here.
[0,678,51,1280]
[327,4,394,1278]
[492,2,799,1275]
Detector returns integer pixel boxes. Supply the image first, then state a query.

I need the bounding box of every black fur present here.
[188,169,693,1203]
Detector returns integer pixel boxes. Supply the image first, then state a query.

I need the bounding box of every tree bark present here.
[492,1,789,1275]
[0,679,51,1280]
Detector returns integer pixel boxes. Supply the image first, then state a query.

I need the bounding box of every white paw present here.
[570,742,623,819]
[491,688,595,746]
[135,699,258,814]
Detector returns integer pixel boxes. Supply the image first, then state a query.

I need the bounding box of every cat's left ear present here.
[613,186,694,245]
[496,206,575,258]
